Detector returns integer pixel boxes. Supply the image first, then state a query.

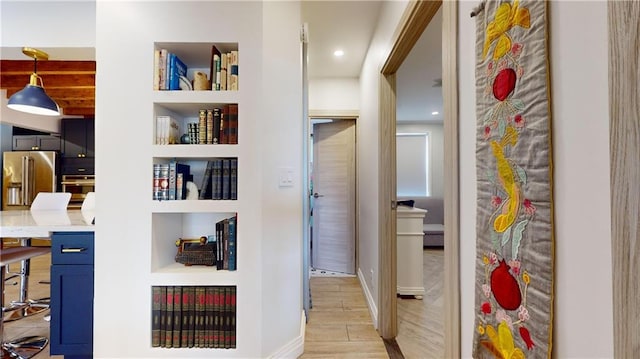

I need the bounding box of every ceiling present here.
[0,2,441,122]
[302,1,443,123]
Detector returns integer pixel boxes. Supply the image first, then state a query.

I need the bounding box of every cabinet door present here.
[62,120,87,158]
[12,135,38,150]
[37,135,61,151]
[50,264,94,356]
[85,120,95,157]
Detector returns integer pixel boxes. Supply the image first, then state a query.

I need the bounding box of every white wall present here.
[0,1,95,133]
[396,123,444,198]
[459,1,613,358]
[95,1,303,358]
[358,0,409,324]
[308,77,359,113]
[260,1,304,357]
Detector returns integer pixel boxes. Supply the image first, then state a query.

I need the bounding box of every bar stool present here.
[1,247,50,359]
[3,192,70,323]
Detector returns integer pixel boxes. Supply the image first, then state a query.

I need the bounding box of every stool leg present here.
[2,261,49,359]
[3,238,49,322]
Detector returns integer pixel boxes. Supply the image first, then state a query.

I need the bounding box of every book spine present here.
[223,218,230,270]
[228,215,236,271]
[213,108,221,144]
[153,164,161,200]
[206,109,214,144]
[199,160,214,200]
[229,104,238,144]
[152,286,161,347]
[168,116,179,144]
[230,158,238,201]
[186,286,195,347]
[168,159,177,200]
[195,286,206,347]
[160,286,167,347]
[216,221,224,270]
[198,109,207,144]
[172,286,182,347]
[224,286,231,348]
[230,286,236,348]
[168,53,175,90]
[181,287,189,347]
[153,49,161,91]
[165,286,174,347]
[176,173,183,201]
[220,52,228,91]
[214,287,222,348]
[159,164,169,201]
[222,158,231,200]
[159,49,168,91]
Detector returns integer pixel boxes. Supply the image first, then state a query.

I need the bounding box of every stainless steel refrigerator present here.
[2,151,59,210]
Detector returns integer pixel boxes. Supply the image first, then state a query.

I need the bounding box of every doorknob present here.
[313,193,324,198]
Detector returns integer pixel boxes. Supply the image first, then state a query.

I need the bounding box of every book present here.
[198,109,207,144]
[152,164,161,200]
[214,287,222,348]
[211,158,223,200]
[224,286,231,348]
[195,286,206,347]
[158,163,169,201]
[213,108,222,144]
[153,49,161,91]
[228,215,237,271]
[209,45,222,91]
[228,104,238,144]
[223,218,230,270]
[229,50,239,91]
[185,286,195,347]
[206,109,213,144]
[199,160,214,200]
[222,158,231,200]
[159,49,168,90]
[230,286,237,348]
[206,286,215,347]
[168,52,188,90]
[165,286,174,347]
[230,158,238,200]
[216,220,224,270]
[152,286,161,347]
[220,52,228,91]
[172,286,182,347]
[168,159,177,200]
[159,286,167,347]
[180,287,190,347]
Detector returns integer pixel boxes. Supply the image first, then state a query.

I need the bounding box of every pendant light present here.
[7,47,60,116]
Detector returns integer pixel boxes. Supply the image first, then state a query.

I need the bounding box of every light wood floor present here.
[396,248,444,359]
[300,276,389,358]
[3,249,444,359]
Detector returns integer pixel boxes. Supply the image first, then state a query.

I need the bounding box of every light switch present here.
[278,167,294,187]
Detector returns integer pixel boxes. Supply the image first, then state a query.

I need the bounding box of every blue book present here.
[228,215,236,271]
[230,158,237,200]
[168,53,188,90]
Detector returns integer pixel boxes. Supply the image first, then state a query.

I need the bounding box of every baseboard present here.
[268,310,306,358]
[357,267,379,329]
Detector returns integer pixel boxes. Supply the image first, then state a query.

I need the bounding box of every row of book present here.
[153,160,192,201]
[214,215,237,271]
[155,115,181,145]
[199,158,238,200]
[151,286,236,349]
[154,49,188,91]
[195,104,238,145]
[210,46,239,91]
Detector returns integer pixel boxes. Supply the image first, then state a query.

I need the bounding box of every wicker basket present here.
[175,238,215,266]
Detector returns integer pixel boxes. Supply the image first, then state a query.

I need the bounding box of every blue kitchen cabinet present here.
[50,232,94,358]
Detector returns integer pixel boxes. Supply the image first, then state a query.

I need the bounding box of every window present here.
[396,132,429,196]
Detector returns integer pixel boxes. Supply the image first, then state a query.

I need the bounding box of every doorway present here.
[377,1,460,357]
[310,118,357,275]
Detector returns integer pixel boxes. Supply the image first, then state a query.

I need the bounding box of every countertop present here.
[0,210,94,238]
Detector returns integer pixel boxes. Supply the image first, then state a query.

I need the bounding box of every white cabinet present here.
[397,205,427,299]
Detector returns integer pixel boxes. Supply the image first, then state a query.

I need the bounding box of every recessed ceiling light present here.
[431,111,439,115]
[334,50,344,57]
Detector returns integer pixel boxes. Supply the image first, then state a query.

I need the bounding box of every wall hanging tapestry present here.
[471,1,554,358]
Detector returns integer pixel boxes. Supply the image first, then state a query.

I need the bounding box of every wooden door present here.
[312,120,356,274]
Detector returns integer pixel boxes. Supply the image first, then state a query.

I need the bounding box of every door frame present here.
[377,1,460,357]
[309,116,358,274]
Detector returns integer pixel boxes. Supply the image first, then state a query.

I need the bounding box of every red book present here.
[228,104,238,144]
